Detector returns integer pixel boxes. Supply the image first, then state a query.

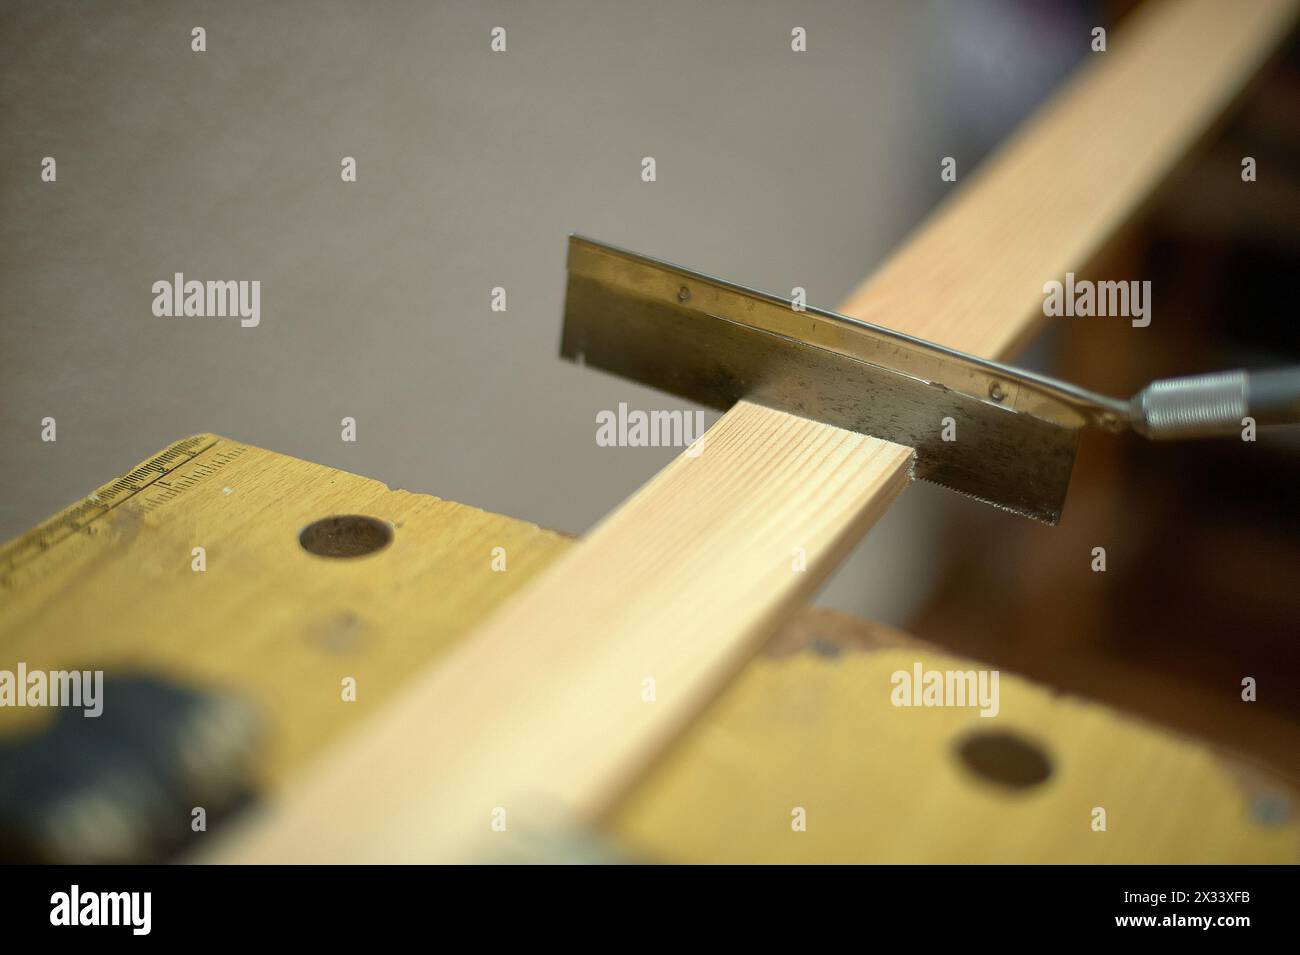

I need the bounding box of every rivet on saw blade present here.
[677,286,691,303]
[988,382,1006,402]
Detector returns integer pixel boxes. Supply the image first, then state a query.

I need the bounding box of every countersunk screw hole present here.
[956,730,1052,790]
[299,515,392,558]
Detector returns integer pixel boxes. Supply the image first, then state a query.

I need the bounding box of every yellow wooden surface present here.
[0,433,571,785]
[2,435,1294,861]
[610,612,1298,864]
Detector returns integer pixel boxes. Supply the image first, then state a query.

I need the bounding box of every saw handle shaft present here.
[1130,368,1300,439]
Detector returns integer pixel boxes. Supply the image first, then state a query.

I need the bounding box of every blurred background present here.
[2,1,1297,779]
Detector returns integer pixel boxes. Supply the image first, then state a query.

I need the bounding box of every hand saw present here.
[560,236,1300,523]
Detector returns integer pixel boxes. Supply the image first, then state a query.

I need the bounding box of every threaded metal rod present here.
[1131,371,1248,439]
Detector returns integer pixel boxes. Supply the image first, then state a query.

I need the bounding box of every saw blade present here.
[560,236,1127,524]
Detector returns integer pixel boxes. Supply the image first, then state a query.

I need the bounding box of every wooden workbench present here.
[2,434,1293,862]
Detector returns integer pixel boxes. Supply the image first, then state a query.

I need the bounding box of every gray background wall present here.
[0,0,1085,623]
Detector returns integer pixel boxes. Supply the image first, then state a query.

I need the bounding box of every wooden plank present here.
[217,0,1299,861]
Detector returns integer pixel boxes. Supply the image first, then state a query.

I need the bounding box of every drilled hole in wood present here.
[299,515,392,558]
[956,730,1052,790]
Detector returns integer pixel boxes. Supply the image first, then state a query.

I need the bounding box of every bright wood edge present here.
[213,404,912,861]
[216,0,1299,862]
